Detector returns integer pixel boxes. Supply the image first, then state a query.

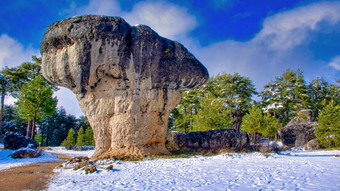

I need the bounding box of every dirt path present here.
[0,154,71,191]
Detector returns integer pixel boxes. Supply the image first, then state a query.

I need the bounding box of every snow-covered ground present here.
[48,149,340,191]
[0,144,61,171]
[44,146,94,157]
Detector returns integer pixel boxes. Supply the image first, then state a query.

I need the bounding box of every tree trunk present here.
[267,137,270,152]
[46,125,50,146]
[31,119,36,140]
[0,92,5,135]
[26,120,32,137]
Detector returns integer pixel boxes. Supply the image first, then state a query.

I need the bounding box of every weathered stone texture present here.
[166,129,249,152]
[41,15,209,159]
[279,109,316,148]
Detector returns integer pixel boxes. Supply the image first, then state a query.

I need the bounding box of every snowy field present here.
[0,144,61,171]
[44,146,94,157]
[47,149,340,191]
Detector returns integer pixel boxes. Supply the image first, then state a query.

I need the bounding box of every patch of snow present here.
[0,149,61,172]
[48,150,340,190]
[45,147,94,157]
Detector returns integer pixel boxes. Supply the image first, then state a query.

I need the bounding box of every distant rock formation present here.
[279,109,316,148]
[3,132,37,150]
[166,129,249,152]
[40,15,209,159]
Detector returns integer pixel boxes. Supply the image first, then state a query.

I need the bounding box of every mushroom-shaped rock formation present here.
[41,15,209,159]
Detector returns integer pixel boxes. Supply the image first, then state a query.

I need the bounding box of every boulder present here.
[3,132,38,150]
[11,148,42,158]
[166,129,249,152]
[279,110,316,148]
[305,139,320,150]
[40,15,209,159]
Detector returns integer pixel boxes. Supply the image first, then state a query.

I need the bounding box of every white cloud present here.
[122,1,197,40]
[197,1,340,89]
[64,0,197,42]
[67,0,121,16]
[0,34,39,68]
[329,55,340,71]
[255,2,340,51]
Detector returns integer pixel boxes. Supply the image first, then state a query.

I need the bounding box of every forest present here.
[0,56,339,148]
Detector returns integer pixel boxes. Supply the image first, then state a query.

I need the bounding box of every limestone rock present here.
[11,148,42,158]
[305,139,320,150]
[279,110,316,148]
[40,15,209,159]
[166,129,249,152]
[4,132,37,150]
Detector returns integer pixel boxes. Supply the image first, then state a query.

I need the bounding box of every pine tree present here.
[15,75,57,139]
[61,128,76,149]
[262,112,281,146]
[84,127,95,146]
[76,126,86,146]
[173,89,201,133]
[261,69,308,124]
[206,73,257,131]
[315,104,340,148]
[193,92,231,131]
[241,105,263,143]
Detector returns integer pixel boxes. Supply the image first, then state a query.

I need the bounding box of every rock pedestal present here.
[40,16,209,159]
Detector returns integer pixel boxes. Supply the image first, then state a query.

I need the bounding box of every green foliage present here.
[171,73,257,132]
[15,75,57,121]
[61,128,76,149]
[261,69,308,124]
[193,92,231,131]
[84,127,95,146]
[307,77,340,118]
[206,73,257,130]
[241,105,263,142]
[262,112,281,139]
[172,89,200,133]
[76,126,86,146]
[0,56,42,97]
[37,107,78,146]
[315,104,340,148]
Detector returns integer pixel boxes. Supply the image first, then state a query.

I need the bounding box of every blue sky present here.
[1,0,340,116]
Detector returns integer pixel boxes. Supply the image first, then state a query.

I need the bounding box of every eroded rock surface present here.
[279,109,316,148]
[41,15,209,159]
[166,129,249,152]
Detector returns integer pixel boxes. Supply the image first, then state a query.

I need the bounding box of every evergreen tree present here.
[315,104,340,148]
[84,127,95,146]
[262,112,281,142]
[172,89,200,133]
[193,92,231,131]
[61,128,76,149]
[15,75,57,139]
[76,126,86,146]
[241,105,263,143]
[206,73,257,131]
[261,69,308,124]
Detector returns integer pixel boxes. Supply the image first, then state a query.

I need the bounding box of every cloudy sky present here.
[1,0,340,117]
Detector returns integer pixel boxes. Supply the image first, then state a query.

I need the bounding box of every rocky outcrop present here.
[166,129,249,152]
[3,132,37,150]
[279,109,316,148]
[305,139,320,150]
[40,15,209,159]
[11,148,42,158]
